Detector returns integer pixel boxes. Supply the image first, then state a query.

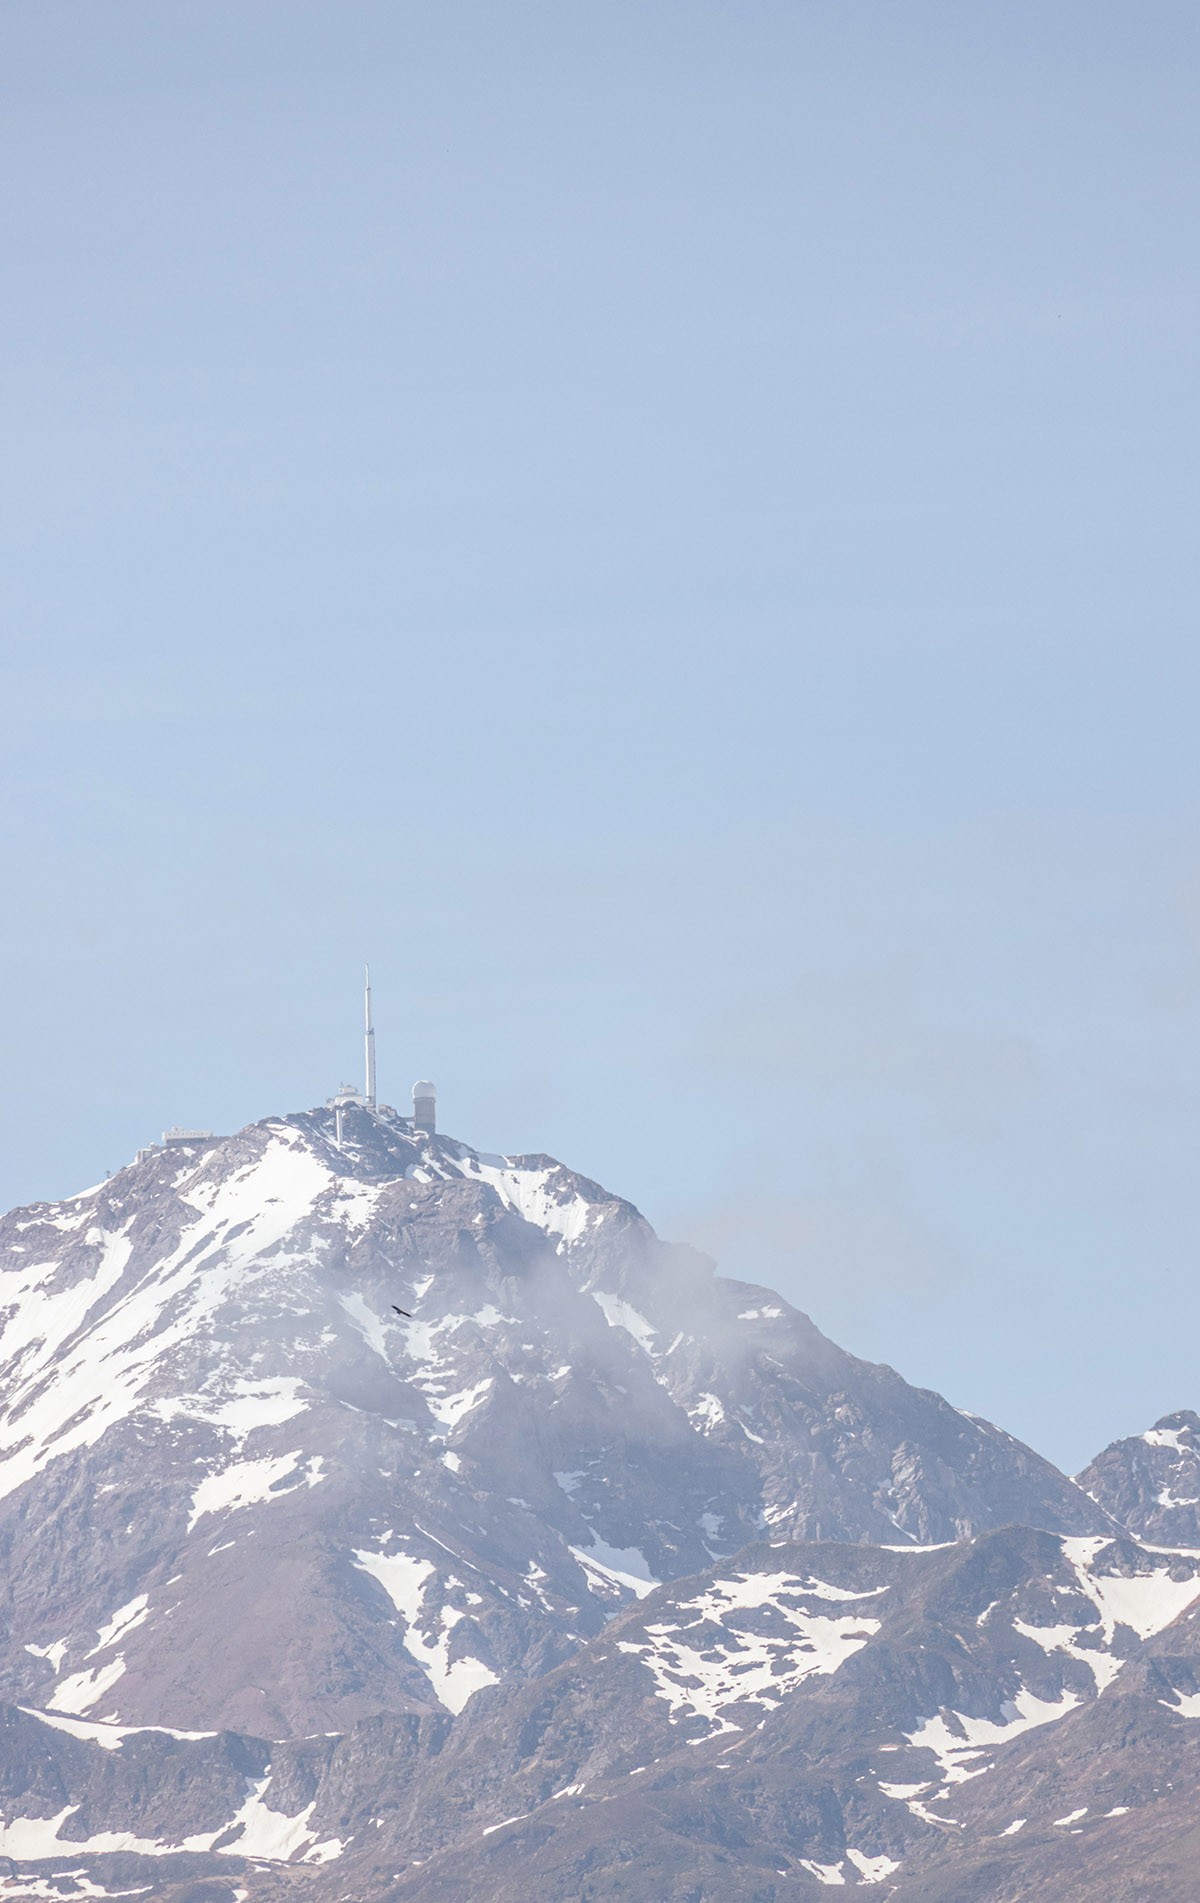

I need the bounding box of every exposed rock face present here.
[1077,1410,1200,1548]
[0,1103,1191,1899]
[325,1528,1200,1902]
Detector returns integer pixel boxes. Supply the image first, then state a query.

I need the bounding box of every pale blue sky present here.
[2,2,1198,1471]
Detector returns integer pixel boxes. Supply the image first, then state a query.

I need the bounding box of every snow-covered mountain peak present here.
[0,1104,1192,1898]
[0,1102,1113,1752]
[1078,1410,1200,1550]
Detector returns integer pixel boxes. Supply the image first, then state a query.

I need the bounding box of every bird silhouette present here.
[392,1305,412,1318]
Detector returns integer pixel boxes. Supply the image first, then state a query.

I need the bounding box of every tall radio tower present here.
[364,964,377,1107]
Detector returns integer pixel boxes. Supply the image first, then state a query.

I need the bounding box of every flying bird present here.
[392,1305,412,1318]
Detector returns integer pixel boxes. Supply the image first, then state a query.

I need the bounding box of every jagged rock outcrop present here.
[1077,1410,1200,1548]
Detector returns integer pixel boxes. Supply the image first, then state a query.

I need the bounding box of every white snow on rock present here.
[0,1775,343,1865]
[188,1452,305,1530]
[1157,1486,1200,1509]
[1011,1616,1125,1692]
[0,1133,333,1503]
[353,1547,498,1715]
[221,1776,321,1860]
[183,1132,331,1243]
[425,1378,492,1431]
[905,1688,1080,1785]
[49,1657,127,1716]
[846,1849,900,1883]
[618,1569,882,1734]
[21,1706,217,1750]
[464,1160,596,1246]
[354,1546,431,1625]
[89,1595,149,1656]
[340,1291,390,1361]
[149,1378,308,1440]
[331,1180,383,1230]
[570,1539,660,1601]
[1161,1689,1200,1717]
[688,1392,727,1432]
[24,1637,68,1673]
[890,1543,1200,1819]
[0,1227,136,1497]
[1063,1538,1200,1641]
[0,1805,162,1859]
[591,1292,657,1354]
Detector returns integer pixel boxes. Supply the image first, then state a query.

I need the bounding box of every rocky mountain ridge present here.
[1077,1409,1200,1548]
[0,1103,1189,1900]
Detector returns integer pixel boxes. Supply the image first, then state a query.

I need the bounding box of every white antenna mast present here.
[364,963,377,1108]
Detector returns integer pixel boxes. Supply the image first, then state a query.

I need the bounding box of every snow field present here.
[570,1540,659,1600]
[353,1544,499,1714]
[459,1160,596,1246]
[618,1569,883,1734]
[187,1450,322,1530]
[0,1134,331,1502]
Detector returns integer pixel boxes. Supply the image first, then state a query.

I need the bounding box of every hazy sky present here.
[2,2,1198,1472]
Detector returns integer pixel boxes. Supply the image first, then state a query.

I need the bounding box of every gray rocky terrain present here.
[0,1101,1191,1900]
[1077,1409,1200,1548]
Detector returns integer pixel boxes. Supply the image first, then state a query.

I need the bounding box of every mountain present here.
[0,1100,1190,1901]
[1076,1411,1200,1549]
[332,1526,1200,1902]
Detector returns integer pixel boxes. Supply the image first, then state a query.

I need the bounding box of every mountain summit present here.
[0,1104,1192,1900]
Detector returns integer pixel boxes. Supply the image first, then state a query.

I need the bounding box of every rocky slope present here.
[1077,1410,1200,1549]
[0,1101,1190,1901]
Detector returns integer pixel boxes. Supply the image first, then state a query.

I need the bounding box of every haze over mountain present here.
[0,1100,1193,1901]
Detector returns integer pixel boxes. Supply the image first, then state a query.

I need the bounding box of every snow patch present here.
[906,1688,1080,1785]
[89,1595,148,1657]
[353,1547,498,1714]
[49,1657,127,1715]
[466,1160,597,1245]
[22,1706,216,1750]
[846,1849,900,1883]
[619,1569,881,1734]
[429,1379,492,1430]
[24,1638,68,1673]
[0,1135,330,1501]
[689,1392,727,1431]
[1162,1689,1200,1717]
[340,1291,390,1362]
[591,1292,657,1354]
[570,1539,659,1600]
[1061,1539,1200,1642]
[222,1776,322,1860]
[148,1377,308,1440]
[188,1452,304,1529]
